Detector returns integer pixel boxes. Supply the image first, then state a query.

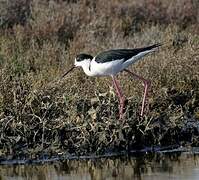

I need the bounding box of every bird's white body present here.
[75,49,155,77]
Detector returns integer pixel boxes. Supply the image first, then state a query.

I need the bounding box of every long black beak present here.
[62,66,76,78]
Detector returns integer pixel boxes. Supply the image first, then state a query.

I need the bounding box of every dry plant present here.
[0,0,199,160]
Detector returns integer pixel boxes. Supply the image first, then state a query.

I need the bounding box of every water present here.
[1,152,199,180]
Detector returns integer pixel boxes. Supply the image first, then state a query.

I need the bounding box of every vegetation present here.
[0,0,199,160]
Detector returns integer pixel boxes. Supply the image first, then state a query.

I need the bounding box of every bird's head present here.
[74,53,93,67]
[62,53,93,78]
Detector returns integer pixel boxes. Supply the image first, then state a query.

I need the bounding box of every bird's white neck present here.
[79,59,94,76]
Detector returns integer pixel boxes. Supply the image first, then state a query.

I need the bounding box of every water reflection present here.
[1,152,199,180]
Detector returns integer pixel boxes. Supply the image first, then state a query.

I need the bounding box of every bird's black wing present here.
[95,43,161,63]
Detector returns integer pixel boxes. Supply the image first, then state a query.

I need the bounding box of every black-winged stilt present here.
[62,44,161,119]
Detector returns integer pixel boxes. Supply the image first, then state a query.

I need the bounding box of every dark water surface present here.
[1,151,199,180]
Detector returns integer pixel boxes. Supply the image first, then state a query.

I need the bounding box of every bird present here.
[62,43,161,119]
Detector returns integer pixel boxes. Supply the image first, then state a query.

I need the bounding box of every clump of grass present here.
[0,0,199,160]
[0,0,31,28]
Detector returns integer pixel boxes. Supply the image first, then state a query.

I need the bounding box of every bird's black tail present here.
[140,43,162,51]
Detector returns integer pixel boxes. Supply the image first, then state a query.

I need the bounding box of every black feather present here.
[95,43,161,63]
[76,54,93,62]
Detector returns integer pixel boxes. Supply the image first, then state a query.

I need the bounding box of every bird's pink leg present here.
[111,76,125,119]
[124,69,151,117]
